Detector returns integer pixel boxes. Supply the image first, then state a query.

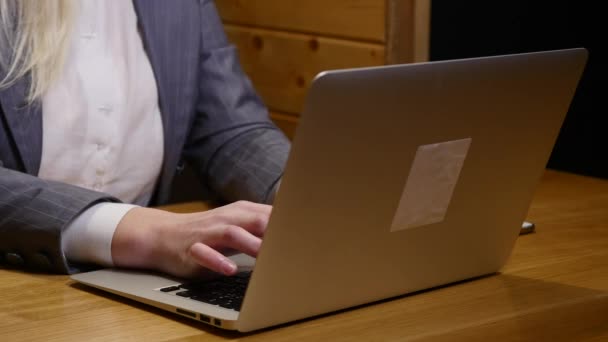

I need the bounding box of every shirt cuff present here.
[62,202,139,267]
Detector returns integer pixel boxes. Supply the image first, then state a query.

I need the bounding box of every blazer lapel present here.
[132,0,200,203]
[0,76,43,175]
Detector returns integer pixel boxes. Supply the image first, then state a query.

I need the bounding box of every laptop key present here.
[159,285,180,292]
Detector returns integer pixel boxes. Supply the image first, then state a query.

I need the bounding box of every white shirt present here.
[38,0,164,266]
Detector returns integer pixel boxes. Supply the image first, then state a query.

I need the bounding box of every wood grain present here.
[226,24,385,115]
[215,0,386,43]
[1,169,607,341]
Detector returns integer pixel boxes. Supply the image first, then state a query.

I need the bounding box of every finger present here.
[234,211,269,237]
[208,225,262,257]
[215,203,272,237]
[230,200,273,215]
[189,242,237,276]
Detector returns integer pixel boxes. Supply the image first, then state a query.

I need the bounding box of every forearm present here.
[198,127,290,204]
[181,0,290,204]
[0,167,119,273]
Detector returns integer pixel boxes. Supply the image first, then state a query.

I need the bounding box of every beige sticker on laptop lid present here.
[390,138,472,232]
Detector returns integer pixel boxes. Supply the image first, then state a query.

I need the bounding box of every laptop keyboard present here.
[159,271,251,311]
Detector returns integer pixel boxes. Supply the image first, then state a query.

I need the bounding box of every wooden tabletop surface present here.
[1,169,607,341]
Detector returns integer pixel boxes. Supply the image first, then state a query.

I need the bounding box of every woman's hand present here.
[111,201,270,278]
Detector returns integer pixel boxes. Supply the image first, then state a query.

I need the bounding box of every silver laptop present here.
[71,48,588,332]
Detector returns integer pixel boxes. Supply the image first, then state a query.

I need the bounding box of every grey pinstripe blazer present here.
[0,0,290,273]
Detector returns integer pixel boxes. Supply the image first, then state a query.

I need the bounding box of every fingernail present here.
[221,259,237,275]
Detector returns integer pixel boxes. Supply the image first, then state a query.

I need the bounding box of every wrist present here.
[111,207,168,270]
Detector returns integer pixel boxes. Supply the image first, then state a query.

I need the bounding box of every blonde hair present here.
[0,0,75,102]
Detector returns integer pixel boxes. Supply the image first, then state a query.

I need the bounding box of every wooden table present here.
[1,170,607,341]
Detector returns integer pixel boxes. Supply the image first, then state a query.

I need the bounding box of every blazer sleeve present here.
[0,166,119,273]
[182,0,291,204]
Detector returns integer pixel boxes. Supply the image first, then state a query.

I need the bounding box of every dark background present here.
[430,1,607,179]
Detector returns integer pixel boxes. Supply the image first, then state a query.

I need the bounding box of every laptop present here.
[71,48,588,332]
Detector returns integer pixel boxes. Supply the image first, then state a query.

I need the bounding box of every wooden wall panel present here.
[215,0,386,42]
[226,25,385,115]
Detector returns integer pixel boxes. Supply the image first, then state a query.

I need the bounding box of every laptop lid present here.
[235,48,588,331]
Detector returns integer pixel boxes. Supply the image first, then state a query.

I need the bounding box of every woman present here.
[0,0,290,277]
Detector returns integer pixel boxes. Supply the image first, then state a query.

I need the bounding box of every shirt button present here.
[96,168,105,176]
[96,143,105,151]
[81,33,96,40]
[93,183,103,191]
[99,105,113,114]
